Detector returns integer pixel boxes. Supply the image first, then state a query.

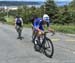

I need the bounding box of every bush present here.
[0,17,7,23]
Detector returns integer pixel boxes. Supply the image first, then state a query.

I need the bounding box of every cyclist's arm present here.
[20,18,23,27]
[46,21,55,33]
[47,22,50,27]
[46,21,50,31]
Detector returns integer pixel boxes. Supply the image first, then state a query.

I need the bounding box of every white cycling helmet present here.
[43,14,49,22]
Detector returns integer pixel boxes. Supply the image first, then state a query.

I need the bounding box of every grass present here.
[51,24,75,34]
[24,24,75,34]
[4,16,15,25]
[23,23,32,28]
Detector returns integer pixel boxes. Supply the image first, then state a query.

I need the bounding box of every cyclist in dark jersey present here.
[15,16,23,39]
[30,15,38,38]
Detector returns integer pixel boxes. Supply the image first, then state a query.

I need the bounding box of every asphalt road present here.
[0,23,75,63]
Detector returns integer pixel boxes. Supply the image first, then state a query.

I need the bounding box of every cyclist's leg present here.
[19,26,23,38]
[32,26,35,38]
[18,28,21,38]
[36,28,44,47]
[15,25,20,39]
[33,26,44,42]
[37,27,44,38]
[15,25,18,32]
[32,29,38,45]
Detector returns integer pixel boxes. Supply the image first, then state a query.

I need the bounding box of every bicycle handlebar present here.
[44,31,49,33]
[44,31,55,36]
[44,30,50,33]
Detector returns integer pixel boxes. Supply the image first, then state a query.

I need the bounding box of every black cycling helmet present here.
[30,15,38,22]
[16,15,20,18]
[33,15,38,19]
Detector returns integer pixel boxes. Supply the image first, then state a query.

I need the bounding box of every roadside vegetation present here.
[0,0,75,34]
[51,24,75,34]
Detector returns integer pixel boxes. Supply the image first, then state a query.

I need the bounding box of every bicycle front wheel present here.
[44,38,54,58]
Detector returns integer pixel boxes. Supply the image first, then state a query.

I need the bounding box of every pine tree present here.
[45,0,58,17]
[70,0,75,7]
[44,0,59,24]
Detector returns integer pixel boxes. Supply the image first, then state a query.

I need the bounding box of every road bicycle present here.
[16,26,23,40]
[32,31,54,58]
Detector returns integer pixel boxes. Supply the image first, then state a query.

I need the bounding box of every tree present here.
[69,0,75,7]
[61,5,73,24]
[9,10,17,17]
[69,0,75,24]
[45,0,58,17]
[44,0,59,23]
[21,5,29,24]
[40,5,45,17]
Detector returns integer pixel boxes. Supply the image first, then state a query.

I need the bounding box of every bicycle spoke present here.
[44,38,54,58]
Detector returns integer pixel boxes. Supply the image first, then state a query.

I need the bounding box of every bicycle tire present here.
[44,37,54,58]
[18,28,22,38]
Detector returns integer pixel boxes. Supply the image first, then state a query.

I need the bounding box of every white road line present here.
[67,34,75,37]
[65,39,75,42]
[51,38,60,42]
[51,38,75,42]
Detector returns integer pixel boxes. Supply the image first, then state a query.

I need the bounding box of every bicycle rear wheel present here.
[44,38,54,58]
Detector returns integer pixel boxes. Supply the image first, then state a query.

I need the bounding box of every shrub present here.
[0,17,7,23]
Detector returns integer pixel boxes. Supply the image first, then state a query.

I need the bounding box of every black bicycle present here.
[32,31,54,58]
[16,26,23,40]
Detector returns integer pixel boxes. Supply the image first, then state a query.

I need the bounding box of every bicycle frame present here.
[40,32,48,48]
[33,31,54,58]
[33,31,49,46]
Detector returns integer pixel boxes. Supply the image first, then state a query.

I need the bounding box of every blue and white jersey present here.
[33,18,50,31]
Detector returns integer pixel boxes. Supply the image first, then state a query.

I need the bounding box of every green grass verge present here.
[24,24,75,34]
[23,23,32,28]
[51,24,75,34]
[4,16,14,24]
